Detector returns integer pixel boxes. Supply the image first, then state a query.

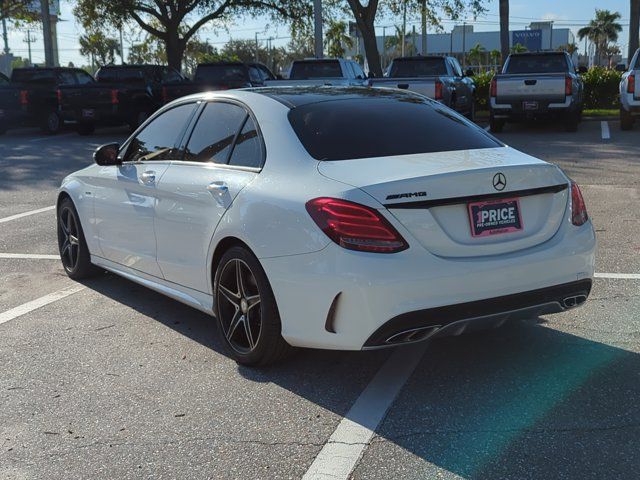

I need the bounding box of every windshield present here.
[505,55,569,74]
[290,61,342,79]
[288,91,501,161]
[388,58,448,77]
[194,65,248,83]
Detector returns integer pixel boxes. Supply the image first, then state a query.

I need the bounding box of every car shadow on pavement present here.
[80,274,640,479]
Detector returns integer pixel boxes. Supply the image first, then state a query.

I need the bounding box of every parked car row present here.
[2,50,639,136]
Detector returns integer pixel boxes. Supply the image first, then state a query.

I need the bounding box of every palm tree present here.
[577,10,623,66]
[489,49,501,69]
[499,0,509,65]
[630,0,640,62]
[468,43,486,70]
[511,43,527,54]
[385,26,416,58]
[324,21,354,59]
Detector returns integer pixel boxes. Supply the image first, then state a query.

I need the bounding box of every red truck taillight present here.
[490,78,497,98]
[19,90,29,105]
[110,89,119,104]
[56,88,62,105]
[628,74,635,94]
[565,76,572,96]
[434,80,443,100]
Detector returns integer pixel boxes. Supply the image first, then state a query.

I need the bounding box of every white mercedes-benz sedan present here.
[57,87,595,366]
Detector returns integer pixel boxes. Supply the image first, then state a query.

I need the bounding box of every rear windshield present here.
[288,93,501,161]
[97,68,146,83]
[290,61,342,79]
[389,58,447,77]
[11,69,56,84]
[505,55,569,74]
[194,65,248,83]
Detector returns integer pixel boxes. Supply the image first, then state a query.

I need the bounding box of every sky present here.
[3,0,635,67]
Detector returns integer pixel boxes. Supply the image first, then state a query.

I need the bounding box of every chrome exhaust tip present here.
[385,326,440,345]
[562,294,587,309]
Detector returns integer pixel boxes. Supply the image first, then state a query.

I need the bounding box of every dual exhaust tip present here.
[562,295,587,309]
[385,326,441,345]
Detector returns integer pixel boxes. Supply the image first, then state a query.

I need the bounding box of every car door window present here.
[351,62,366,79]
[123,103,197,162]
[164,68,183,82]
[58,71,76,85]
[450,58,463,77]
[228,116,263,168]
[258,65,275,81]
[183,102,247,163]
[248,66,262,84]
[75,70,94,85]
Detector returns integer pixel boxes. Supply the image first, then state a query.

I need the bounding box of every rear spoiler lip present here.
[384,183,568,209]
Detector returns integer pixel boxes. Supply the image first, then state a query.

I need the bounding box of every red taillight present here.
[56,88,62,104]
[161,86,168,103]
[305,197,408,253]
[628,74,635,94]
[110,89,119,104]
[570,181,588,226]
[19,90,29,105]
[434,80,443,100]
[565,76,572,96]
[490,78,497,98]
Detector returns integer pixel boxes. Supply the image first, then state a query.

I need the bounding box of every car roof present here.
[393,55,448,61]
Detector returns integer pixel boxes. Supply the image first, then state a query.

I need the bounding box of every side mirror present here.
[464,68,475,77]
[94,143,121,166]
[577,65,588,74]
[615,63,627,72]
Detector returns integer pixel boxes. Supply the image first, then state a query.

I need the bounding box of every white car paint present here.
[59,88,596,351]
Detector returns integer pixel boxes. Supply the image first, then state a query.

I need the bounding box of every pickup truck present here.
[161,62,276,104]
[370,55,475,119]
[489,51,584,132]
[618,48,640,130]
[265,58,368,86]
[0,67,101,134]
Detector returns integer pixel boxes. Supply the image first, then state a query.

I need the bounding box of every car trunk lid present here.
[496,73,567,103]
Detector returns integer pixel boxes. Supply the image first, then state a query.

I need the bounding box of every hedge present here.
[473,67,622,111]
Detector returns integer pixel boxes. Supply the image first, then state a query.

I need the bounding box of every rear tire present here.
[77,122,95,136]
[214,246,293,367]
[41,111,62,134]
[57,198,102,280]
[621,108,634,130]
[564,112,579,132]
[489,116,504,133]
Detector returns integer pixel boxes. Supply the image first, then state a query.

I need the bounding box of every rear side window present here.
[124,103,197,162]
[58,71,76,86]
[229,117,262,168]
[75,71,94,85]
[184,102,247,163]
[194,65,247,83]
[389,59,448,77]
[288,94,501,161]
[11,69,55,84]
[290,61,342,79]
[95,68,118,83]
[505,55,569,74]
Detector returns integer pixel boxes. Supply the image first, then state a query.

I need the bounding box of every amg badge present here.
[386,191,427,200]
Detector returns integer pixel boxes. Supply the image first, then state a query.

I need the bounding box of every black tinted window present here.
[389,59,447,77]
[11,69,55,84]
[75,71,94,85]
[248,66,262,84]
[288,92,501,161]
[125,103,197,162]
[290,61,342,79]
[194,65,247,84]
[229,117,262,168]
[505,55,569,74]
[184,102,247,163]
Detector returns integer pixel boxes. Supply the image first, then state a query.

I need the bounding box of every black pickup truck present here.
[161,62,276,104]
[0,67,99,134]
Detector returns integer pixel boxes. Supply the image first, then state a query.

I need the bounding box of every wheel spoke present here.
[243,317,255,350]
[236,260,247,298]
[245,294,260,312]
[226,310,243,341]
[69,234,79,246]
[59,215,69,236]
[218,283,240,308]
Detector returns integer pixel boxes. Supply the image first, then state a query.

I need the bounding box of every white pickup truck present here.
[489,52,584,132]
[265,59,368,87]
[618,48,640,130]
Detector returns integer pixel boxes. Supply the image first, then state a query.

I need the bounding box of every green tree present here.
[74,0,310,71]
[510,43,527,53]
[577,9,623,66]
[324,20,353,58]
[384,25,416,58]
[79,29,121,67]
[468,42,485,68]
[489,48,500,67]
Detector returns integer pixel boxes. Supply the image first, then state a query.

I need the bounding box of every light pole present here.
[40,0,54,66]
[313,0,323,58]
[401,0,407,57]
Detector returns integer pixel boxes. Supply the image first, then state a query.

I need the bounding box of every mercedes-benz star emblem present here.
[493,172,506,191]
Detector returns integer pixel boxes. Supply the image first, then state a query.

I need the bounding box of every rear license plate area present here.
[82,109,95,118]
[523,101,539,111]
[468,197,523,237]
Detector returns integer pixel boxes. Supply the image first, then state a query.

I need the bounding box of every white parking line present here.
[0,205,55,224]
[595,272,640,280]
[601,121,611,140]
[302,342,428,480]
[29,133,75,143]
[0,253,59,260]
[0,284,85,327]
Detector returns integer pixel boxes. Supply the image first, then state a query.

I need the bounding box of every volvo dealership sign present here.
[512,29,542,51]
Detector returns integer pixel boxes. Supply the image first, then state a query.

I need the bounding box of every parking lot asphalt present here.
[1,120,639,479]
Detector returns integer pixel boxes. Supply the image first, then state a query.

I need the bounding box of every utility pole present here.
[40,0,54,67]
[421,0,427,55]
[1,0,9,55]
[401,0,407,57]
[24,30,35,64]
[462,21,466,68]
[313,0,323,58]
[254,32,259,62]
[382,26,386,69]
[119,28,124,64]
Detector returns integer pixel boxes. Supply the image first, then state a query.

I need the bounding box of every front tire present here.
[214,246,292,366]
[57,198,101,279]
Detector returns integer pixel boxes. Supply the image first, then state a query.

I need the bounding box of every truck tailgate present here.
[496,74,566,103]
[371,78,436,98]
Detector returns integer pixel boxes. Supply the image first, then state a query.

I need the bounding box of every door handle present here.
[139,171,156,184]
[207,181,229,196]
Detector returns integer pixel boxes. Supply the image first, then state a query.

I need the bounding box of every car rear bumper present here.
[261,219,596,351]
[490,97,579,120]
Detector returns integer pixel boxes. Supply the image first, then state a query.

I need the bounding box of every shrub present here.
[473,70,495,111]
[581,67,622,109]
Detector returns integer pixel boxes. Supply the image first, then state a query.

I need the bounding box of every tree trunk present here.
[166,28,186,72]
[499,0,509,65]
[630,0,640,63]
[346,0,382,77]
